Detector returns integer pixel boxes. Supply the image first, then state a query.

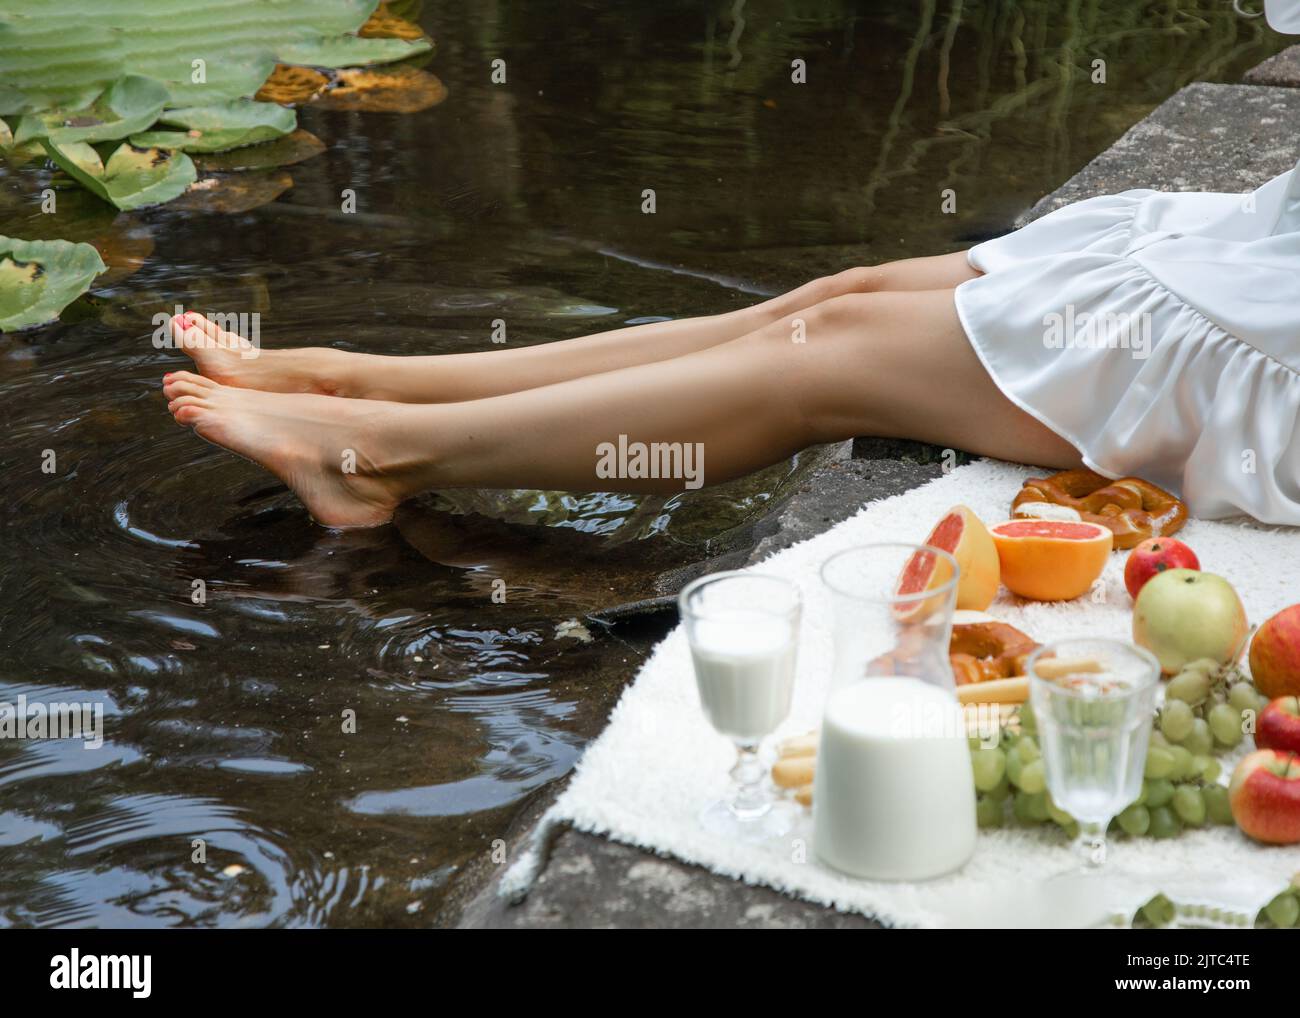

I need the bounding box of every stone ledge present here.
[457,63,1299,932]
[1020,82,1300,222]
[460,827,877,929]
[1243,44,1300,86]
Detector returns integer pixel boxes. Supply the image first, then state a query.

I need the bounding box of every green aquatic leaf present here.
[0,18,119,115]
[44,139,197,211]
[49,140,104,177]
[0,114,44,163]
[0,234,106,331]
[160,100,297,137]
[130,99,297,152]
[0,1,432,111]
[13,74,169,146]
[276,34,431,69]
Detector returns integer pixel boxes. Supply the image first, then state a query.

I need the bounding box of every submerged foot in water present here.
[170,312,352,396]
[162,371,417,528]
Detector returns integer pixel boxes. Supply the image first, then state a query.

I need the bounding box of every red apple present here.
[1257,697,1300,755]
[1123,537,1200,599]
[1250,604,1300,700]
[1229,749,1300,845]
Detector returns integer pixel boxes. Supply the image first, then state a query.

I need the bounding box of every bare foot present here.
[162,370,418,528]
[170,312,352,397]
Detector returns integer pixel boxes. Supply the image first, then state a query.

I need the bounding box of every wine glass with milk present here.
[679,571,802,842]
[1028,638,1160,870]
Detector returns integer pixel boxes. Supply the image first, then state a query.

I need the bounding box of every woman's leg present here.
[172,252,980,402]
[162,287,1078,528]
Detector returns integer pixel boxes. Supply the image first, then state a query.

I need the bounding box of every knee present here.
[774,293,893,441]
[794,292,888,341]
[812,265,887,301]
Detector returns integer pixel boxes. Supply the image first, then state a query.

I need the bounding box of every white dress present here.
[955,0,1300,526]
[954,156,1300,526]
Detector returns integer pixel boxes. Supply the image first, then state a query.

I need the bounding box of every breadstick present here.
[956,675,1029,704]
[1032,657,1102,679]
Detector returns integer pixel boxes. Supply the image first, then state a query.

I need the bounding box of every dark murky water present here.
[0,2,1286,926]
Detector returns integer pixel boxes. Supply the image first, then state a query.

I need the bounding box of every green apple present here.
[1132,569,1248,675]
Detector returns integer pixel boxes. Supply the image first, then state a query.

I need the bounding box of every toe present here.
[171,316,208,354]
[166,369,213,385]
[174,404,208,426]
[193,312,253,352]
[162,371,217,399]
[168,394,212,414]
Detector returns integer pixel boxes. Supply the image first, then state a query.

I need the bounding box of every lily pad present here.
[14,74,169,146]
[359,3,426,40]
[276,34,431,69]
[0,118,45,163]
[130,99,296,152]
[255,65,331,106]
[44,139,197,211]
[170,170,293,213]
[0,18,120,115]
[0,1,424,110]
[194,129,325,172]
[0,234,106,331]
[315,67,446,114]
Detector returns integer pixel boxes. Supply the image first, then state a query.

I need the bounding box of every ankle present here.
[299,347,356,397]
[351,403,445,498]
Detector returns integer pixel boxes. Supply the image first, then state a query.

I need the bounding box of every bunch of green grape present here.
[1158,657,1267,752]
[1134,887,1300,928]
[1258,887,1300,929]
[970,706,1075,834]
[969,702,1235,837]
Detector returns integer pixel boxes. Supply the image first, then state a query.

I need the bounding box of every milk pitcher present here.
[813,543,977,880]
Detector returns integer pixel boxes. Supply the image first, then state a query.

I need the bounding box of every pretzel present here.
[949,620,1039,686]
[1011,468,1186,550]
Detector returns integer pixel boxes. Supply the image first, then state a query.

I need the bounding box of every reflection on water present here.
[0,1,1285,926]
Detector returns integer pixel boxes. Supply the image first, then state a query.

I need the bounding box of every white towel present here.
[505,459,1300,927]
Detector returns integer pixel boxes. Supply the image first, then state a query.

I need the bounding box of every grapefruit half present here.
[892,543,957,622]
[913,505,1000,611]
[989,519,1113,602]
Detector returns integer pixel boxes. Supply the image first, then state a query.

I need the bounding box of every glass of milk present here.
[813,543,976,880]
[1028,638,1160,870]
[679,571,802,842]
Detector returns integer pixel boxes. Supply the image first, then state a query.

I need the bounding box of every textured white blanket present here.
[506,460,1300,927]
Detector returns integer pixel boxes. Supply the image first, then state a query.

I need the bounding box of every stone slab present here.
[457,80,1299,931]
[1020,82,1300,222]
[1243,44,1300,86]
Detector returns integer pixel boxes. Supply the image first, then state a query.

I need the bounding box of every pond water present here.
[0,1,1285,926]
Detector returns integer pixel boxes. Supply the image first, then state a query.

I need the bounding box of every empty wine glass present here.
[679,571,802,842]
[1028,638,1160,869]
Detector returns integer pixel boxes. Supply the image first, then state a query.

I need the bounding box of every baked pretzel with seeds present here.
[949,620,1039,686]
[1011,468,1187,550]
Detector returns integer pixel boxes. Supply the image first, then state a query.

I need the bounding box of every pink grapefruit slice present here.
[892,505,1000,620]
